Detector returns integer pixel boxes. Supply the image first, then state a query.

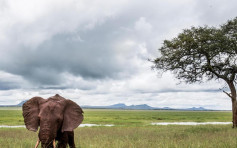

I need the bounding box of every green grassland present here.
[0,107,236,148]
[84,109,232,126]
[0,107,232,126]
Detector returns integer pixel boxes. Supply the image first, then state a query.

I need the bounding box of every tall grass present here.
[0,128,37,148]
[1,125,237,148]
[76,125,237,148]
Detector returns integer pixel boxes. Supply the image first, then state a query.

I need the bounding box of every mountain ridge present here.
[0,101,212,111]
[82,103,212,111]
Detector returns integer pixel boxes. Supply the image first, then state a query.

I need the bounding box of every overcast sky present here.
[0,0,236,110]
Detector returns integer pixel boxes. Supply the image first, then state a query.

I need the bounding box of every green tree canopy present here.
[153,17,237,127]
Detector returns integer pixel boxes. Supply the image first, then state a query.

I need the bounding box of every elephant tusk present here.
[34,139,40,148]
[53,139,56,148]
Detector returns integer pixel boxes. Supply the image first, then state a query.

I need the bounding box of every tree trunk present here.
[227,81,237,128]
[232,101,237,128]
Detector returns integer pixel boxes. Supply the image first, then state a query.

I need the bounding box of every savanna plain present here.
[0,107,237,148]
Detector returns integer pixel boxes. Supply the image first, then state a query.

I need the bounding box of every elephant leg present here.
[57,142,67,148]
[67,131,76,148]
[56,132,68,148]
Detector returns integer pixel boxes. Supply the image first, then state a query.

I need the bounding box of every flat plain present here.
[0,107,236,148]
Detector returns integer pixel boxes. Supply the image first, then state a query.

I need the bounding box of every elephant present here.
[22,94,84,148]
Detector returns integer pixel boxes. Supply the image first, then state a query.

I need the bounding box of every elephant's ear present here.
[22,97,44,132]
[62,100,84,132]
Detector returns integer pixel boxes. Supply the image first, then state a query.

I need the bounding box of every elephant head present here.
[22,94,83,148]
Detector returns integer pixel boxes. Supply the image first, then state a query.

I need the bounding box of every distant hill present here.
[82,103,211,111]
[186,107,207,111]
[0,101,212,111]
[108,103,154,110]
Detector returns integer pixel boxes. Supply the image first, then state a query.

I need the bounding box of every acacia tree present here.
[153,17,237,127]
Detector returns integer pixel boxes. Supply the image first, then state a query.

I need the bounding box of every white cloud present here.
[0,0,236,109]
[135,17,152,33]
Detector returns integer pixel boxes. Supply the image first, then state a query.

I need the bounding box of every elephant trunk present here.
[39,127,56,148]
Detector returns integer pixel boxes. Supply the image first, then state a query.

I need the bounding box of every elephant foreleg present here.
[68,131,76,148]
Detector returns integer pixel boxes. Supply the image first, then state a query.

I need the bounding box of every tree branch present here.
[223,90,233,99]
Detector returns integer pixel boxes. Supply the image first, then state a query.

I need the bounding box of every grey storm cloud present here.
[0,1,162,86]
[0,80,20,90]
[0,71,26,90]
[0,2,174,85]
[0,0,237,93]
[0,19,139,86]
[1,34,119,83]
